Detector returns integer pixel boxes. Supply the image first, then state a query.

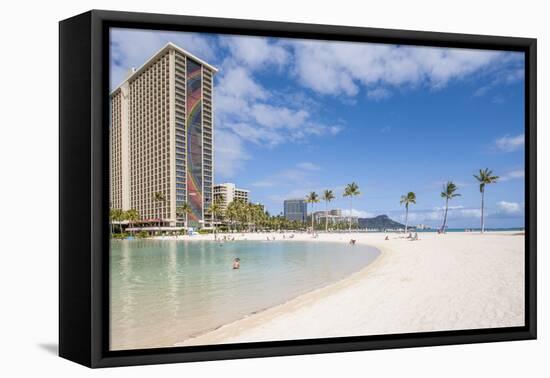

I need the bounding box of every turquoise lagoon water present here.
[110,239,380,350]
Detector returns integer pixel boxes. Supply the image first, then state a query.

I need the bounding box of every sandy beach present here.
[172,231,524,346]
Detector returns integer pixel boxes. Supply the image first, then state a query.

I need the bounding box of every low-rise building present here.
[314,209,358,225]
[213,183,250,213]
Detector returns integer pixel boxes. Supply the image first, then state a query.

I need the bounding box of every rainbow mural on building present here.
[186,59,203,224]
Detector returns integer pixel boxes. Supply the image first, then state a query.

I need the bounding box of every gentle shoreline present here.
[110,233,382,350]
[173,231,524,347]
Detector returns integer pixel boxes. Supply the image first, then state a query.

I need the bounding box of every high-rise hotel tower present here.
[110,43,217,228]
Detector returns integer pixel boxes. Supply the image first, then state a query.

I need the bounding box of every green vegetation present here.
[136,230,148,239]
[400,192,417,233]
[357,215,405,230]
[440,181,461,232]
[109,208,140,237]
[176,202,192,228]
[306,192,320,231]
[153,192,166,227]
[125,208,139,235]
[474,168,499,233]
[109,208,124,235]
[343,182,360,231]
[206,199,223,239]
[108,168,501,237]
[112,232,129,239]
[322,189,335,232]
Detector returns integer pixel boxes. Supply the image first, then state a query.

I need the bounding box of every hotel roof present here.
[110,42,218,96]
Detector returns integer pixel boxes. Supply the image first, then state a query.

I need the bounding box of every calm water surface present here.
[110,239,380,350]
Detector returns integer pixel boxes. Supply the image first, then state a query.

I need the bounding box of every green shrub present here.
[136,231,148,239]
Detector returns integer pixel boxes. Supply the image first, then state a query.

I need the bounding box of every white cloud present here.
[110,28,216,90]
[220,36,289,70]
[342,209,374,218]
[403,201,525,225]
[496,201,522,215]
[403,207,482,224]
[216,66,269,103]
[222,122,284,147]
[501,169,525,181]
[287,40,502,97]
[252,162,322,188]
[473,66,524,98]
[433,205,464,211]
[495,134,525,152]
[214,130,250,178]
[214,58,344,175]
[367,88,392,100]
[249,104,309,129]
[296,162,321,171]
[459,208,482,218]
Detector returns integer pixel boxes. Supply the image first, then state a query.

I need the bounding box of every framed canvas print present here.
[59,10,537,368]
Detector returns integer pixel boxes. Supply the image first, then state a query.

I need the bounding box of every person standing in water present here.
[232,258,240,270]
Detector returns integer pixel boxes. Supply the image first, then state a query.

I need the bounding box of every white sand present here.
[173,231,525,346]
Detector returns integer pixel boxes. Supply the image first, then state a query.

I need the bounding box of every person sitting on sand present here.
[232,258,240,270]
[385,235,389,241]
[413,232,419,240]
[349,239,356,245]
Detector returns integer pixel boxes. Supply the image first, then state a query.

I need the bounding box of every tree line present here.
[110,168,500,236]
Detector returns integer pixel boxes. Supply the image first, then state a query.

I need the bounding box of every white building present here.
[213,183,250,213]
[314,209,358,225]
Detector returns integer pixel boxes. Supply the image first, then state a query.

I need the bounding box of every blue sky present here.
[111,28,525,228]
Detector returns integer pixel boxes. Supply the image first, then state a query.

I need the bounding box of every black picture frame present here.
[59,9,537,368]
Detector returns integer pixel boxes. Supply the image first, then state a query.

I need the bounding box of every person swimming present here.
[232,258,241,270]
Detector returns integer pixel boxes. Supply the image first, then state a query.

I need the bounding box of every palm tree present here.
[226,200,239,232]
[109,208,123,236]
[306,192,320,231]
[125,209,140,235]
[153,192,166,229]
[474,168,499,233]
[176,202,192,230]
[322,189,335,232]
[440,182,461,233]
[343,182,360,231]
[250,203,265,232]
[207,199,223,240]
[400,192,417,233]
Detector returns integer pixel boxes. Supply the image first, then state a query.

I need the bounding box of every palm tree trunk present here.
[404,205,409,233]
[311,204,315,231]
[441,198,449,233]
[349,197,353,232]
[481,189,485,233]
[325,201,329,232]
